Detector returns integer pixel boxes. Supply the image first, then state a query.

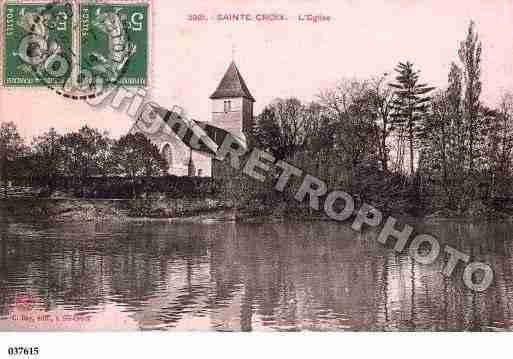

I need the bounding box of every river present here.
[0,215,512,331]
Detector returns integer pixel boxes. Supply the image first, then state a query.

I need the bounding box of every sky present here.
[2,0,513,141]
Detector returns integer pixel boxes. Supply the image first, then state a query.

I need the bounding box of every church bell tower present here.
[210,61,255,137]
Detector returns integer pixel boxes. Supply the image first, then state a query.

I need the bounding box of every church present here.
[151,61,255,177]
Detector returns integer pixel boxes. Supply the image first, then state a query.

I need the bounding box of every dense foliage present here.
[2,22,513,216]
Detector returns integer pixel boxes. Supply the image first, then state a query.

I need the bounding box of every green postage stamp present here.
[2,0,150,89]
[2,2,74,86]
[80,2,149,87]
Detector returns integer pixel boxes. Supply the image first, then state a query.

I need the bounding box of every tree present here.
[254,98,307,160]
[459,21,482,172]
[60,126,110,181]
[319,79,378,189]
[389,62,435,175]
[369,74,394,172]
[416,61,469,208]
[0,122,25,196]
[31,128,63,192]
[60,132,84,182]
[445,63,466,173]
[111,133,168,197]
[482,95,513,197]
[419,90,453,201]
[493,94,513,178]
[302,102,332,152]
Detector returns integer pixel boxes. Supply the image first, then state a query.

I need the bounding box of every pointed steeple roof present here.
[210,61,255,102]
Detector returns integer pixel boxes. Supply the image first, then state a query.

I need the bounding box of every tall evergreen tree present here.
[389,62,435,175]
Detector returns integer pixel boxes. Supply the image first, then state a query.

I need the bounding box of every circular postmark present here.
[12,1,136,99]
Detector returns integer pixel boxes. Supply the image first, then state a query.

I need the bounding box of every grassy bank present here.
[0,197,236,222]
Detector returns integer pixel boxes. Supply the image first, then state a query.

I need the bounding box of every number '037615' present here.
[8,347,39,356]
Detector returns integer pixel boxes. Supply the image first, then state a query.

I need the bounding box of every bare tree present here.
[369,74,394,172]
[420,91,453,201]
[318,79,378,188]
[254,98,308,160]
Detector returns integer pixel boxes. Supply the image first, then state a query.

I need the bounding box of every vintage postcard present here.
[1,0,513,352]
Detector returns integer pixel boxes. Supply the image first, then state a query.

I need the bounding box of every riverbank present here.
[423,199,513,221]
[0,197,238,223]
[1,196,512,224]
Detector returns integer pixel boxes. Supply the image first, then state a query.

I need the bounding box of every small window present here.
[224,100,231,113]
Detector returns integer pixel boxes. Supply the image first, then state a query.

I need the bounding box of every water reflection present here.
[0,214,513,331]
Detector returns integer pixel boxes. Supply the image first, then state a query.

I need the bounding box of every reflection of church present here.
[155,61,255,177]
